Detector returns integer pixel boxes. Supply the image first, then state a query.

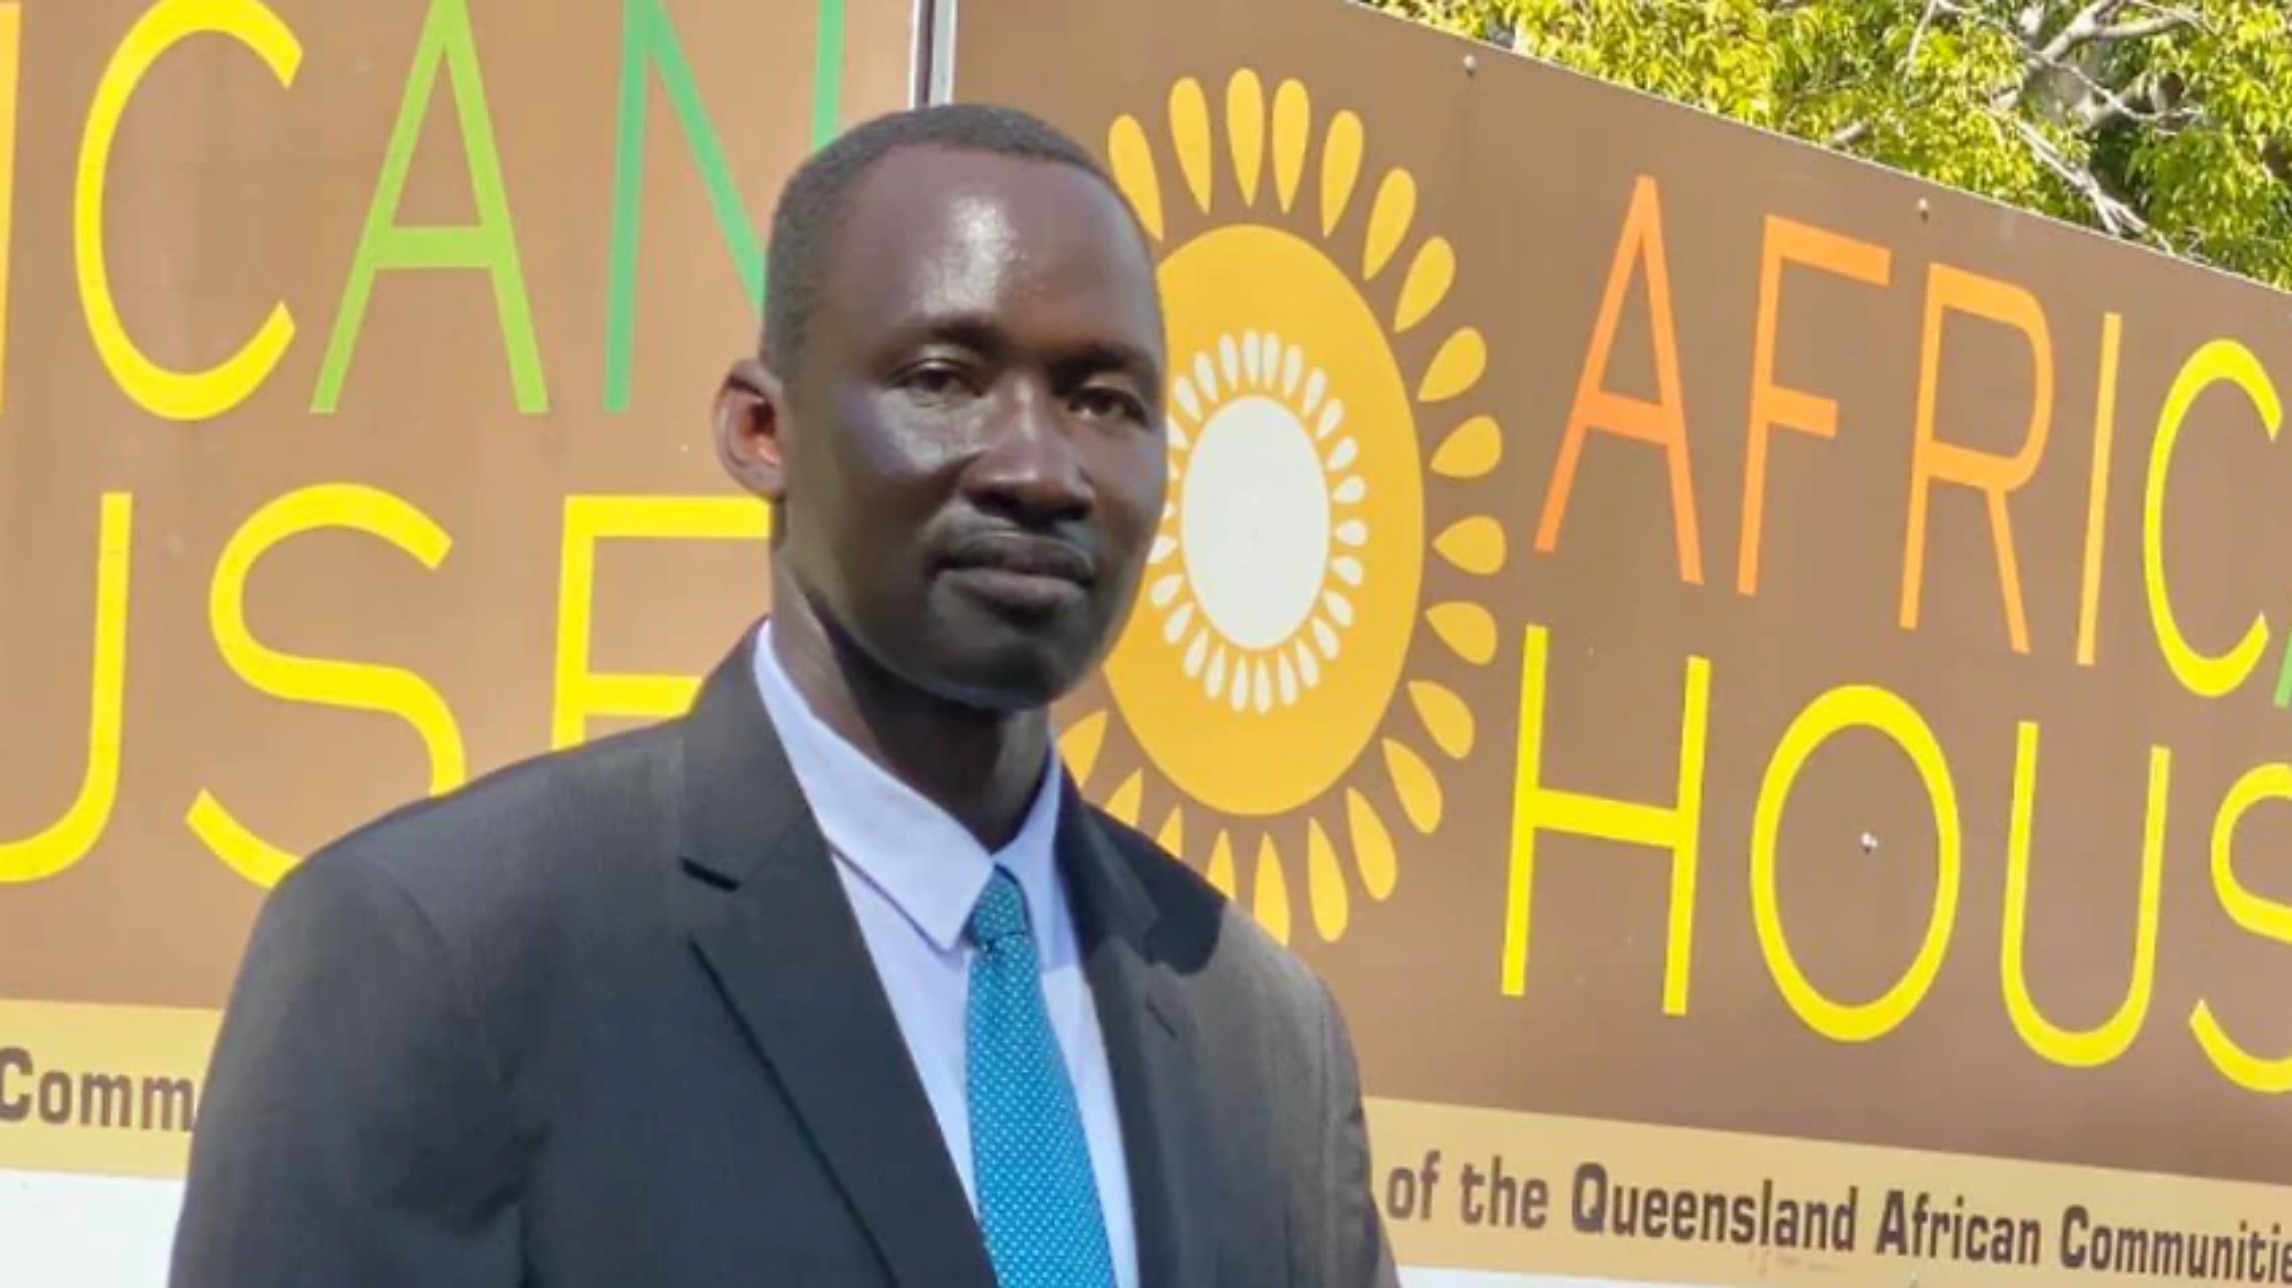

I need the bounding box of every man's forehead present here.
[845,142,1113,218]
[803,146,1162,369]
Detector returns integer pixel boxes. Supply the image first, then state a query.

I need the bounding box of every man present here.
[170,102,1395,1287]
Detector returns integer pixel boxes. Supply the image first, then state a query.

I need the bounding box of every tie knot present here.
[969,870,1033,949]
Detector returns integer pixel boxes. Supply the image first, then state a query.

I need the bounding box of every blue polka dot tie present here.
[966,869,1117,1288]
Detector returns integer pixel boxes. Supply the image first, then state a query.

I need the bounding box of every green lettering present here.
[313,0,546,414]
[602,0,764,413]
[811,0,844,149]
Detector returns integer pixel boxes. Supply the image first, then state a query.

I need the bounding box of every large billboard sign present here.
[960,0,2292,1282]
[0,0,910,1251]
[6,0,2292,1284]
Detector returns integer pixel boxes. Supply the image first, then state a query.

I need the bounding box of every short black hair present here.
[760,102,1130,377]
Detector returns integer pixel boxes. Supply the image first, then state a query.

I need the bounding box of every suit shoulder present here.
[291,722,681,927]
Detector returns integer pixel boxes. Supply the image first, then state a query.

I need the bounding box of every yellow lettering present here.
[189,485,462,888]
[2144,339,2282,699]
[77,0,299,420]
[554,496,769,749]
[2074,314,2124,667]
[2002,723,2165,1067]
[2191,763,2292,1093]
[1901,265,2055,655]
[1503,624,1709,1013]
[1752,684,1960,1042]
[0,495,133,884]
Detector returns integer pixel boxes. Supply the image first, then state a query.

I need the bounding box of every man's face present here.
[741,146,1168,711]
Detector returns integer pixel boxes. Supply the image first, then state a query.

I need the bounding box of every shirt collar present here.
[751,621,1066,954]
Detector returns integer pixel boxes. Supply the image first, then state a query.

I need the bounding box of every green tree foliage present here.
[1364,0,2292,290]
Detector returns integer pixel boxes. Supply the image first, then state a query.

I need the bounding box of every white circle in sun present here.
[1181,394,1331,651]
[1146,331,1375,716]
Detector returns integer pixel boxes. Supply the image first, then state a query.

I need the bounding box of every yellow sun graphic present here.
[1061,71,1507,945]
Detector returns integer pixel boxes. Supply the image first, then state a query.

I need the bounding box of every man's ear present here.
[715,358,788,502]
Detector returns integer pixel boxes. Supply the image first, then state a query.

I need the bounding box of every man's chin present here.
[914,641,1094,716]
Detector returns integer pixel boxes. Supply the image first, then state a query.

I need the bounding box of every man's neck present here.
[766,589,1050,853]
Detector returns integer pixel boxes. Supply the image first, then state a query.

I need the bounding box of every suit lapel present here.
[1057,784,1221,1288]
[675,634,996,1288]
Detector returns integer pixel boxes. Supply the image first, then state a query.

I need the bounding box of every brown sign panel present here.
[0,0,909,1177]
[959,0,2292,1192]
[8,0,2292,1273]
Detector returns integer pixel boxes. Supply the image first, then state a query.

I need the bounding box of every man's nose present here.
[965,384,1095,525]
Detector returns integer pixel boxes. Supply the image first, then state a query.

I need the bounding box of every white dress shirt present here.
[751,624,1139,1288]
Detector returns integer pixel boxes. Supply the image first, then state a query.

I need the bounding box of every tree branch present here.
[1975,0,2202,125]
[1828,120,1873,148]
[2089,12,2198,43]
[2039,0,2130,63]
[2003,113,2174,253]
[2041,0,2196,62]
[2018,44,2204,132]
[1905,0,1943,72]
[2071,71,2200,131]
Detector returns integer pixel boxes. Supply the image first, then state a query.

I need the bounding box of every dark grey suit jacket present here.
[169,630,1398,1287]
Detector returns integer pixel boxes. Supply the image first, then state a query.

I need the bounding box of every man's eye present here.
[1076,387,1148,424]
[900,364,974,398]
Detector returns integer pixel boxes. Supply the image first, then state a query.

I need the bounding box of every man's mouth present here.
[940,533,1096,615]
[944,532,1095,582]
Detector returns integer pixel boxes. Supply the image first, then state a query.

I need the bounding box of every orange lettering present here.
[1535,175,1702,586]
[1738,216,1892,596]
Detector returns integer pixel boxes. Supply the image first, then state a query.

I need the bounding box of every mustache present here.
[936,524,1101,584]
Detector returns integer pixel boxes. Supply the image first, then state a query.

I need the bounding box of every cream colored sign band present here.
[1369,1100,2292,1286]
